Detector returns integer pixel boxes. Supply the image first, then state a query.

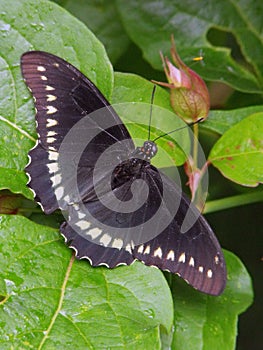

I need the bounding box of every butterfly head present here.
[133,141,158,161]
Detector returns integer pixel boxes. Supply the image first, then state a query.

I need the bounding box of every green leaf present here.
[0,2,255,348]
[112,72,190,167]
[115,0,262,93]
[0,216,253,350]
[171,250,253,350]
[209,113,263,186]
[202,105,263,135]
[0,215,173,349]
[0,0,113,198]
[52,0,130,64]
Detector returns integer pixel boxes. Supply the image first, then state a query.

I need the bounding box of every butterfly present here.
[21,51,226,296]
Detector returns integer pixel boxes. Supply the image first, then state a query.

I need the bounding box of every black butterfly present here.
[21,51,226,295]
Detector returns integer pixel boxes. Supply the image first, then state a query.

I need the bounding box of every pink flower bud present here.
[184,157,202,200]
[154,37,210,123]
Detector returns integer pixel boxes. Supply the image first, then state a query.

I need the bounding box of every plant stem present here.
[192,122,199,167]
[203,191,263,214]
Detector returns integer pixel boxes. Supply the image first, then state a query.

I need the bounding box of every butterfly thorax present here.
[111,157,150,189]
[111,141,157,189]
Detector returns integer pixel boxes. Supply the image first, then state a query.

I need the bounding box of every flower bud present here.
[184,157,202,200]
[154,37,210,123]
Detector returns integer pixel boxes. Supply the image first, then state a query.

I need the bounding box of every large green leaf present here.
[0,2,255,349]
[0,0,113,198]
[116,0,262,93]
[209,113,263,186]
[202,105,263,135]
[52,0,130,63]
[0,215,173,349]
[0,215,253,350]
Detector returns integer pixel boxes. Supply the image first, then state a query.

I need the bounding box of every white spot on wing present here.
[167,250,175,261]
[47,94,57,102]
[178,252,186,263]
[100,233,111,246]
[54,186,64,200]
[137,245,144,254]
[125,244,132,253]
[77,211,85,219]
[37,66,46,72]
[46,106,57,114]
[88,228,102,239]
[76,220,91,230]
[143,245,150,255]
[63,195,70,203]
[48,151,59,161]
[47,162,59,173]
[47,137,56,144]
[214,255,219,264]
[153,247,162,258]
[207,269,213,278]
[112,238,123,250]
[47,118,58,128]
[41,75,47,81]
[47,131,57,137]
[189,257,195,267]
[45,85,55,91]
[50,173,62,186]
[198,266,204,273]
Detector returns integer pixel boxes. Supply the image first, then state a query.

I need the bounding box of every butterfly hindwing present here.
[60,220,135,267]
[133,169,226,296]
[60,160,165,264]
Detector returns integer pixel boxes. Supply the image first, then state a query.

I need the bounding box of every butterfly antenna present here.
[148,85,157,140]
[153,118,203,142]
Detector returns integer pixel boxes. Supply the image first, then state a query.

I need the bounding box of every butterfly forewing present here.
[21,51,131,148]
[21,51,226,296]
[21,51,133,213]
